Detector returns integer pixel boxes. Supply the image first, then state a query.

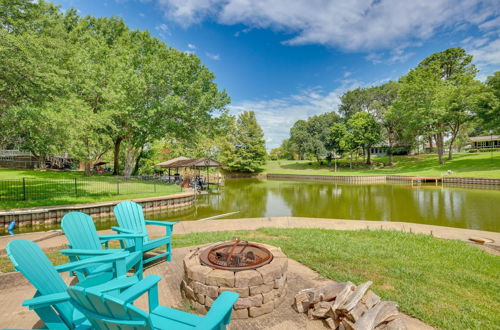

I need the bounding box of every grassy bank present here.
[0,169,182,209]
[265,152,500,178]
[3,228,497,328]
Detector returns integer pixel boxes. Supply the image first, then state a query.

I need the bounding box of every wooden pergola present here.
[156,157,224,187]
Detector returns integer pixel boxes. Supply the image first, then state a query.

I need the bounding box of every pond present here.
[155,178,500,232]
[6,178,500,234]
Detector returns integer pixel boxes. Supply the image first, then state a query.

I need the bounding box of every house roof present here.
[156,157,223,168]
[469,135,500,142]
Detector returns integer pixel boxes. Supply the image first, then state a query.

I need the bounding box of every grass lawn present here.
[0,169,182,209]
[3,228,497,329]
[265,151,500,178]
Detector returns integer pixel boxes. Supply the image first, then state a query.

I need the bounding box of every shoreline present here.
[2,217,498,255]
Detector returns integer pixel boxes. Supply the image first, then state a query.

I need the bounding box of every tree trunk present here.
[448,123,459,161]
[122,144,140,178]
[84,159,91,176]
[349,152,353,169]
[428,136,433,152]
[113,136,123,175]
[387,136,394,167]
[435,133,445,165]
[366,147,372,165]
[132,146,144,176]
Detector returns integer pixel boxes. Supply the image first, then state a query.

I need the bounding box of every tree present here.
[328,122,348,171]
[339,88,372,119]
[219,111,266,172]
[347,112,381,165]
[476,71,500,134]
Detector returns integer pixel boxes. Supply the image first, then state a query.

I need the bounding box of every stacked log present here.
[293,281,406,330]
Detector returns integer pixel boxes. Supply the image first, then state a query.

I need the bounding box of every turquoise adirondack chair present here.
[113,201,176,264]
[68,275,239,329]
[61,211,145,280]
[6,239,139,329]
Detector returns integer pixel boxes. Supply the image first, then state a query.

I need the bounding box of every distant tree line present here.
[273,48,499,165]
[0,0,232,176]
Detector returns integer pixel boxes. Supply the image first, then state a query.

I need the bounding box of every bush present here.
[479,148,500,152]
[468,148,478,153]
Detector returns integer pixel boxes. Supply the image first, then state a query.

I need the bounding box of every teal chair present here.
[61,211,145,280]
[113,201,176,264]
[6,239,138,329]
[68,275,239,329]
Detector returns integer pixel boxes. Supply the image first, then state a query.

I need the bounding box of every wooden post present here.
[22,178,26,201]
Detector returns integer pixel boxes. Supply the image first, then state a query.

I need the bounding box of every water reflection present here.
[172,179,500,232]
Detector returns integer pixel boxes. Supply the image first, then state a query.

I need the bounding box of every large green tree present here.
[220,111,266,172]
[346,112,382,165]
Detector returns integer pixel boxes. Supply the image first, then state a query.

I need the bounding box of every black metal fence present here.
[0,176,178,201]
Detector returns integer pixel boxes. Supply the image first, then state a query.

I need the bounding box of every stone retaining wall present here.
[0,191,196,230]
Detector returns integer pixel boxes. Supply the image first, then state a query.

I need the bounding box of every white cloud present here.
[155,0,499,51]
[205,52,220,60]
[461,18,500,80]
[187,43,196,49]
[229,82,359,149]
[155,23,170,38]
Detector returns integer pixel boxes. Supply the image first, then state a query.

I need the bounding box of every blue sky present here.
[54,0,500,149]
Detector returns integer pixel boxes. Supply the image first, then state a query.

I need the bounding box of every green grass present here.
[265,152,500,178]
[0,169,182,209]
[2,228,498,329]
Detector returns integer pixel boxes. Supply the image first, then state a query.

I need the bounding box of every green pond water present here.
[6,178,500,234]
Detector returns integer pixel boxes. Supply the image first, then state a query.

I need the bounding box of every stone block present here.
[206,285,219,299]
[192,301,206,314]
[234,295,263,309]
[191,281,208,295]
[257,263,282,283]
[232,308,249,319]
[188,265,212,284]
[219,286,249,298]
[272,257,288,273]
[262,290,276,304]
[182,282,195,300]
[235,270,263,287]
[206,269,235,287]
[195,293,205,304]
[205,295,214,308]
[249,301,274,317]
[274,273,287,289]
[250,282,274,295]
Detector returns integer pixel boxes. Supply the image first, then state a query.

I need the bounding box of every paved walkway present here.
[2,217,499,255]
[0,247,432,330]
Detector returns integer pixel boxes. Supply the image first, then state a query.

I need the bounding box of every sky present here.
[53,0,500,149]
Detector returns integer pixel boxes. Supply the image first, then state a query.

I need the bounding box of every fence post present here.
[22,178,26,201]
[74,178,78,197]
[154,180,157,193]
[117,179,120,195]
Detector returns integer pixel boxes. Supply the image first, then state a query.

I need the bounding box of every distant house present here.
[0,149,74,169]
[469,135,500,149]
[369,144,412,157]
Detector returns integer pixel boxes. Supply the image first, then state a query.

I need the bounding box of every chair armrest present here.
[117,275,161,311]
[112,226,136,234]
[89,275,140,294]
[54,252,129,273]
[197,291,239,329]
[23,292,69,309]
[60,249,125,257]
[144,220,177,227]
[99,233,146,242]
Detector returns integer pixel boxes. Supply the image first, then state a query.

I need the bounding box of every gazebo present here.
[156,157,224,188]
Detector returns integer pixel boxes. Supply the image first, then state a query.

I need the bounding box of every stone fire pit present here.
[181,241,288,319]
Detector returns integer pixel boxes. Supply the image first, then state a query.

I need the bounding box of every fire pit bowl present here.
[181,240,288,319]
[199,239,273,271]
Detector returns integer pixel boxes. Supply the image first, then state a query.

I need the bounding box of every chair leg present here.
[136,259,143,280]
[165,243,170,262]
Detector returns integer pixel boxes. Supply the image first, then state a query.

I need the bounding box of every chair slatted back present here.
[114,201,149,246]
[62,212,102,251]
[68,286,151,330]
[7,240,75,326]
